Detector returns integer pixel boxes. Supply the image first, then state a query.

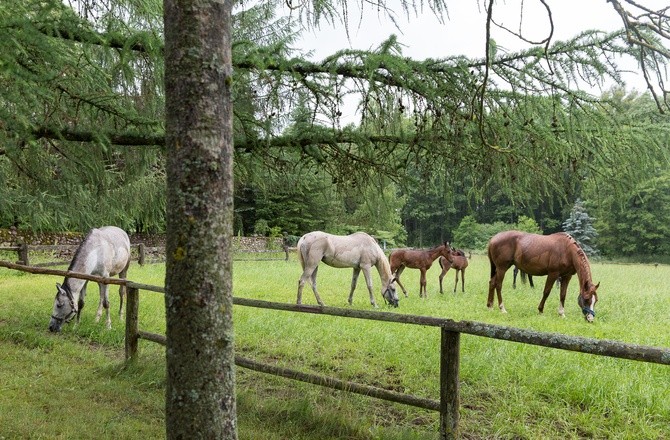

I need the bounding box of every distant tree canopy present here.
[2,0,670,249]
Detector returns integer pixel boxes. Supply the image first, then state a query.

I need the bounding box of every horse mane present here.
[563,233,593,283]
[377,247,393,278]
[68,228,95,271]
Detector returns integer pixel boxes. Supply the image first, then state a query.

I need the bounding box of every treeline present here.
[3,1,670,261]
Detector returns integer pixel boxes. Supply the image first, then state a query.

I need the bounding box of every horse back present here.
[71,226,130,276]
[490,231,576,276]
[298,231,383,269]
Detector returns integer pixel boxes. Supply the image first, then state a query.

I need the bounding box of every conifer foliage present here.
[563,199,599,257]
[2,1,670,232]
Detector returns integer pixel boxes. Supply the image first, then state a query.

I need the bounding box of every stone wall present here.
[0,229,284,255]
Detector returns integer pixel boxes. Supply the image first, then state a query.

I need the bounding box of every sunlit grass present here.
[1,253,669,439]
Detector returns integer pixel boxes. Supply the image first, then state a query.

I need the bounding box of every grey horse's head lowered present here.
[382,278,399,307]
[48,283,77,332]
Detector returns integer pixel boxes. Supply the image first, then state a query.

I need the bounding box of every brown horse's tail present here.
[488,246,496,279]
[439,256,446,269]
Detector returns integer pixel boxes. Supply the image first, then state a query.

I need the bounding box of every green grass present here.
[1,255,669,439]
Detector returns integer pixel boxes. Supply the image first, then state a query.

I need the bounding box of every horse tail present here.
[297,237,308,270]
[488,246,496,279]
[439,256,445,269]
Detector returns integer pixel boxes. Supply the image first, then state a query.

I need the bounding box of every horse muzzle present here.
[582,307,595,323]
[48,318,63,333]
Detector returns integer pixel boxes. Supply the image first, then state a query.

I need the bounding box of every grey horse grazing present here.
[296,231,399,307]
[48,226,131,332]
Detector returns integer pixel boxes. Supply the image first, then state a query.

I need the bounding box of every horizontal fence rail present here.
[2,260,669,439]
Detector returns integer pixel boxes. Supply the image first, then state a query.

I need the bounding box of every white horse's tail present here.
[297,237,308,270]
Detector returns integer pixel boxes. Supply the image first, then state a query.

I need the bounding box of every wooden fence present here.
[1,260,669,439]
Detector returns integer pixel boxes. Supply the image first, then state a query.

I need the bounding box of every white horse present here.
[48,226,131,332]
[296,231,399,307]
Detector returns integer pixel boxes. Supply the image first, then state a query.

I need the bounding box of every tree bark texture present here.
[164,0,237,438]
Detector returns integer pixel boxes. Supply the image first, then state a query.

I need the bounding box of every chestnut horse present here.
[389,242,452,298]
[438,249,469,293]
[487,231,600,322]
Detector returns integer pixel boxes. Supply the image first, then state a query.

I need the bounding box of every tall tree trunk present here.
[163,0,237,438]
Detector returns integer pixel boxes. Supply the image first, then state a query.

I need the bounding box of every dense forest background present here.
[2,0,670,258]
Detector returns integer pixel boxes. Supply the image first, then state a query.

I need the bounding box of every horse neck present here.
[427,245,445,262]
[375,254,393,286]
[569,242,593,288]
[65,241,94,297]
[64,276,87,299]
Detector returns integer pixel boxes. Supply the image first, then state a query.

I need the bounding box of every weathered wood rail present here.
[1,261,669,439]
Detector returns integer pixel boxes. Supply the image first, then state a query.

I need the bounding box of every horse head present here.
[48,283,77,332]
[578,281,600,323]
[383,277,399,308]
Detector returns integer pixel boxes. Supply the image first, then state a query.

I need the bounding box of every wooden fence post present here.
[138,243,145,266]
[440,328,460,440]
[18,243,29,266]
[125,286,140,361]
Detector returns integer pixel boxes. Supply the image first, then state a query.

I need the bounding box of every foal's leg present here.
[438,266,449,294]
[361,266,378,308]
[537,274,560,315]
[348,267,361,306]
[419,269,427,298]
[453,271,459,293]
[394,266,409,297]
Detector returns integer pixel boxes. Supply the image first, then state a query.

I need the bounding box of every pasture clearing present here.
[0,253,669,439]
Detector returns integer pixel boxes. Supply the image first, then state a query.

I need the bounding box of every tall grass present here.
[1,254,668,439]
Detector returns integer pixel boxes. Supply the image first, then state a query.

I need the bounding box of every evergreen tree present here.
[563,199,599,257]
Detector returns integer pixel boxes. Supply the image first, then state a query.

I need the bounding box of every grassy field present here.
[0,252,669,439]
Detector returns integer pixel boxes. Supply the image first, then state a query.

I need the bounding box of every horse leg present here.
[461,269,466,293]
[348,267,361,306]
[118,265,129,320]
[438,266,449,294]
[453,271,459,293]
[495,270,507,313]
[557,275,572,318]
[537,274,559,314]
[310,266,324,306]
[96,282,112,329]
[487,268,508,313]
[394,266,409,297]
[512,267,518,289]
[76,284,87,325]
[488,268,507,312]
[419,269,427,298]
[361,266,378,308]
[297,265,324,306]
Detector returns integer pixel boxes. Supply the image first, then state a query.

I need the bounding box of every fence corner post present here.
[440,327,460,440]
[18,243,29,266]
[138,243,145,266]
[125,286,140,362]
